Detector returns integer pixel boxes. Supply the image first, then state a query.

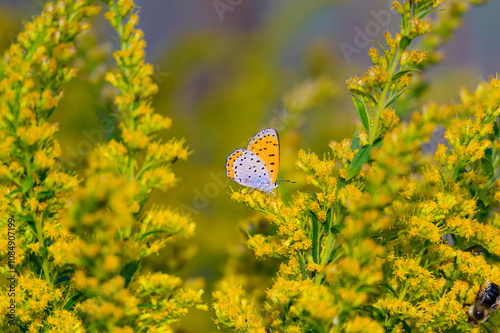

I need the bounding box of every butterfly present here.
[226,128,283,195]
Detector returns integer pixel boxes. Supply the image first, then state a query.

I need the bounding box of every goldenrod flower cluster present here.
[62,1,205,331]
[214,1,500,332]
[0,1,100,331]
[0,1,204,332]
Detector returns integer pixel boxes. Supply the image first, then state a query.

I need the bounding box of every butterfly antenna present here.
[277,179,296,184]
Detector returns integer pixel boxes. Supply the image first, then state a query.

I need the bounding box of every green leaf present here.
[419,8,444,19]
[391,68,421,83]
[138,303,154,309]
[36,191,54,201]
[325,208,333,232]
[487,319,499,332]
[336,177,346,191]
[481,157,494,179]
[139,230,169,240]
[63,292,84,310]
[27,252,42,275]
[346,144,373,181]
[355,305,385,321]
[379,283,398,298]
[481,324,493,333]
[19,215,36,231]
[121,260,141,287]
[22,175,32,194]
[330,224,346,234]
[384,85,416,109]
[298,253,308,280]
[373,136,384,148]
[7,188,23,198]
[452,160,465,181]
[350,130,361,151]
[349,86,378,105]
[46,107,56,119]
[399,36,411,50]
[372,40,389,66]
[328,244,343,262]
[401,14,406,31]
[310,211,320,264]
[18,215,35,222]
[350,94,370,131]
[476,199,486,211]
[401,320,412,333]
[56,268,75,278]
[55,276,71,284]
[307,191,318,199]
[337,311,350,328]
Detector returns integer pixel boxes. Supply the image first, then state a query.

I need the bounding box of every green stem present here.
[25,151,52,286]
[298,253,307,280]
[315,213,343,286]
[369,47,403,145]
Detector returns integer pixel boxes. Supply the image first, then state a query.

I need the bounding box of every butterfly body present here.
[226,128,280,195]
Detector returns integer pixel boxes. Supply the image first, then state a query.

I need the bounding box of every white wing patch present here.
[226,149,275,192]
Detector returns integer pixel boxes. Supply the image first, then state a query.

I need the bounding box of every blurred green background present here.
[1,0,500,331]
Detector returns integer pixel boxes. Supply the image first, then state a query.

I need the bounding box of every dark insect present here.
[468,280,500,325]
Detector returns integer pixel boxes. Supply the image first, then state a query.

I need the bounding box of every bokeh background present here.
[1,0,500,331]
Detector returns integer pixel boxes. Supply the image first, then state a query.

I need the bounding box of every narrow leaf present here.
[401,320,412,333]
[481,324,493,333]
[384,85,416,109]
[487,319,499,332]
[453,161,465,181]
[350,130,361,151]
[379,283,398,298]
[350,94,370,131]
[356,305,385,321]
[139,230,169,240]
[307,191,318,199]
[7,188,23,198]
[64,293,84,310]
[481,157,493,179]
[330,225,346,234]
[346,145,373,181]
[36,191,54,200]
[349,86,378,105]
[399,36,411,50]
[419,8,444,19]
[19,214,36,232]
[391,68,421,83]
[325,208,333,233]
[298,253,308,280]
[22,175,32,194]
[328,244,343,262]
[55,276,71,284]
[310,211,320,264]
[19,215,34,222]
[56,268,75,280]
[372,39,389,66]
[121,260,141,287]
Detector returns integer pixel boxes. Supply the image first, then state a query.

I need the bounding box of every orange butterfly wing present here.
[246,128,280,183]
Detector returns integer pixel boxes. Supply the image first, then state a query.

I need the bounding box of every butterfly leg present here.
[246,187,257,195]
[265,190,277,199]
